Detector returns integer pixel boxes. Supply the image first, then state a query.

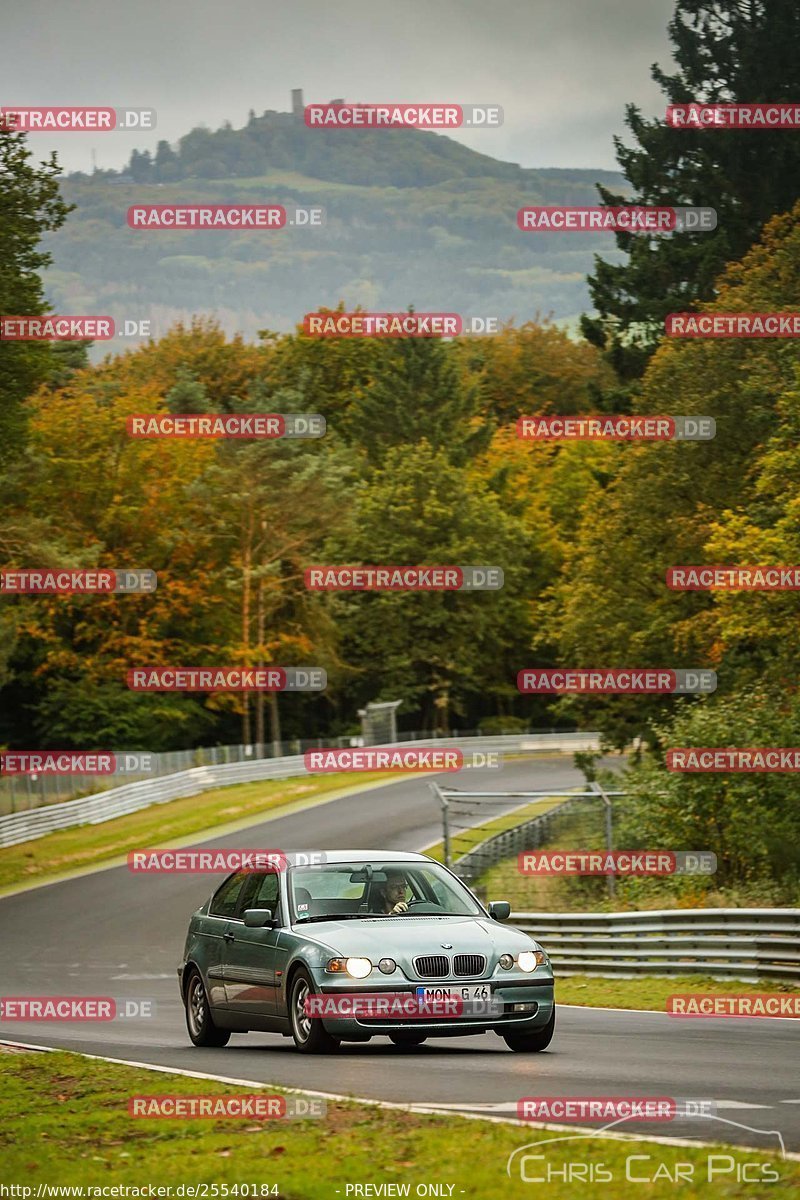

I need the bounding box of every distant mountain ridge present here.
[48,92,627,351]
[73,90,625,192]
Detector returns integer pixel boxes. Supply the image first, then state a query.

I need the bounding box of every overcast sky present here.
[2,0,677,175]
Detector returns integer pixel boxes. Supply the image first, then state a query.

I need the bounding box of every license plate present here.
[415,984,492,1003]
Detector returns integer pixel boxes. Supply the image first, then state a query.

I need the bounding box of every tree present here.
[0,125,73,458]
[195,388,351,749]
[542,201,800,747]
[330,441,534,731]
[451,320,614,425]
[154,139,179,182]
[582,0,800,378]
[613,689,800,902]
[348,332,491,466]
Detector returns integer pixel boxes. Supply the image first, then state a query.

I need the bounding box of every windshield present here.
[288,861,484,922]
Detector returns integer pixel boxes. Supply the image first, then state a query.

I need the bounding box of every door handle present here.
[223,931,235,941]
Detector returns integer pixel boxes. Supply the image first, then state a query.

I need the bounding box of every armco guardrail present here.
[454,798,576,884]
[0,732,600,848]
[511,908,800,983]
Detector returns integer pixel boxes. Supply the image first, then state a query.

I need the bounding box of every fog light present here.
[499,954,514,970]
[346,957,372,978]
[378,958,397,974]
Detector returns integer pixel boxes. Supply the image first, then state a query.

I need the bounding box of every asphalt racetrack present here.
[1,755,797,1154]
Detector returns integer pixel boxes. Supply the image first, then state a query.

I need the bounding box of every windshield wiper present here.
[393,910,469,916]
[294,912,365,923]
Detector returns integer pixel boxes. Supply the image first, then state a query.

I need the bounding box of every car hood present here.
[293,914,542,962]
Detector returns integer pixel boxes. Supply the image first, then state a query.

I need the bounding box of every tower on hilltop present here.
[291,89,304,120]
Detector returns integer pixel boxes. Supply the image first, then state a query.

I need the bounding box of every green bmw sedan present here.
[178,849,555,1054]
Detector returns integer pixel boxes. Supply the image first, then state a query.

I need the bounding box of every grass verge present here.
[0,771,408,895]
[0,1049,795,1198]
[556,973,800,1011]
[424,796,565,863]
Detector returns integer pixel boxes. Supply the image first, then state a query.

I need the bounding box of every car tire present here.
[502,1007,555,1053]
[185,968,231,1047]
[289,968,341,1054]
[389,1032,427,1047]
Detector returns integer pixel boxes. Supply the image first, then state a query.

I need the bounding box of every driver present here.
[374,869,410,915]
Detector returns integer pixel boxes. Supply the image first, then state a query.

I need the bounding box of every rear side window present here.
[210,871,248,918]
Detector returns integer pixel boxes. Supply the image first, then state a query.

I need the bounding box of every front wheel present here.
[289,968,341,1054]
[185,969,230,1047]
[503,1007,555,1053]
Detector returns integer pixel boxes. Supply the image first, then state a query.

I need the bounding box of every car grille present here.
[412,953,488,978]
[413,955,449,978]
[453,953,486,977]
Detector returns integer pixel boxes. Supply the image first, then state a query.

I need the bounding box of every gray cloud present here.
[2,0,676,173]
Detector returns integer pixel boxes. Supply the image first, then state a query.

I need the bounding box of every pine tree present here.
[349,331,490,466]
[582,0,800,379]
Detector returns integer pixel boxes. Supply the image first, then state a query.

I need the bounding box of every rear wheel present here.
[185,969,230,1047]
[503,1007,555,1053]
[389,1032,427,1047]
[289,969,341,1054]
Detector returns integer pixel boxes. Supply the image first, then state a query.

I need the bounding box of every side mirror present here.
[488,901,511,922]
[243,908,275,928]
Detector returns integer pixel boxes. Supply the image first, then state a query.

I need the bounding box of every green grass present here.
[556,973,800,1011]
[0,770,411,895]
[424,795,565,863]
[0,1050,795,1198]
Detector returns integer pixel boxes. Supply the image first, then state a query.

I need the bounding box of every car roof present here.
[284,849,434,867]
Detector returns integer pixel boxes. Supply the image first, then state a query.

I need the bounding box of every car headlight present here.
[378,958,397,974]
[499,953,515,970]
[346,957,373,978]
[325,957,373,977]
[517,950,546,972]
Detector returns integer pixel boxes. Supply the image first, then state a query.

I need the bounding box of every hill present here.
[43,95,627,348]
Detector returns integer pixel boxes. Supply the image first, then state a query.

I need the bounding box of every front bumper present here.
[313,975,555,1037]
